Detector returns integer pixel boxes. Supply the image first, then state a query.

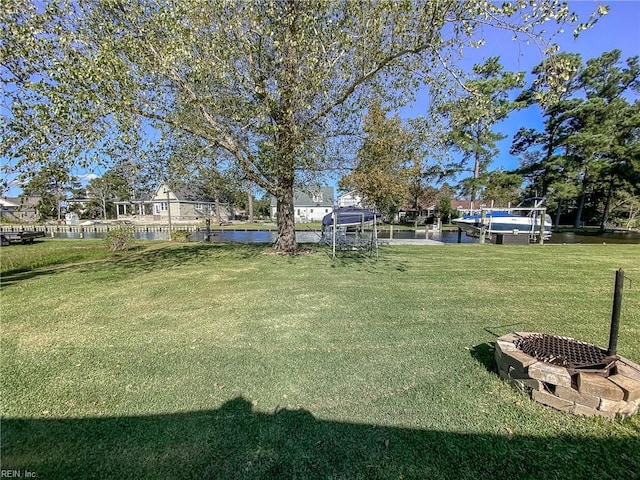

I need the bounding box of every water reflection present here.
[45,229,638,244]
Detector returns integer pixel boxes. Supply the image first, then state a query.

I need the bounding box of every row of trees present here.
[2,0,607,249]
[340,50,639,230]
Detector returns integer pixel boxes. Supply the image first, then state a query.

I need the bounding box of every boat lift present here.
[321,207,380,260]
[476,206,549,244]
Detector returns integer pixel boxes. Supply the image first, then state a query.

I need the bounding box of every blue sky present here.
[3,1,639,197]
[403,0,640,178]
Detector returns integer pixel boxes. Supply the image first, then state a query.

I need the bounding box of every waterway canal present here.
[35,228,640,244]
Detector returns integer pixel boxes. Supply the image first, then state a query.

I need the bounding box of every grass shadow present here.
[470,342,498,374]
[0,243,266,289]
[2,396,638,479]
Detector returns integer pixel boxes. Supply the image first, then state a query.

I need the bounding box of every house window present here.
[161,202,168,211]
[310,209,313,213]
[297,209,301,215]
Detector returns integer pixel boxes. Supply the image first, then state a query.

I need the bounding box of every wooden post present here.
[457,228,462,243]
[390,224,393,240]
[165,186,173,237]
[607,268,625,356]
[373,212,378,260]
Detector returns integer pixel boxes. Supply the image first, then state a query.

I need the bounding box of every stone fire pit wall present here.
[495,333,640,419]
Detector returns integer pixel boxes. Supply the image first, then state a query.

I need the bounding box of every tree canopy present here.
[512,50,639,228]
[2,0,603,247]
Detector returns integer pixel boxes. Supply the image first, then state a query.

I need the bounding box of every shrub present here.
[171,230,191,242]
[105,225,135,252]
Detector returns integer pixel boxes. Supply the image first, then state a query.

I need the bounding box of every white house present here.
[270,187,335,223]
[337,191,363,208]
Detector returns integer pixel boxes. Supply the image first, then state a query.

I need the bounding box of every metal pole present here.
[607,268,625,356]
[332,211,336,260]
[479,209,487,244]
[373,212,378,260]
[538,208,546,245]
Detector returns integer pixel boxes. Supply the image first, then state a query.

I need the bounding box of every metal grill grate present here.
[514,334,612,369]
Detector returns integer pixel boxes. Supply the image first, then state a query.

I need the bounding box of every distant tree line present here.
[340,50,639,229]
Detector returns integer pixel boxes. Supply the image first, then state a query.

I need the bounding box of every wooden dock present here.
[1,230,46,246]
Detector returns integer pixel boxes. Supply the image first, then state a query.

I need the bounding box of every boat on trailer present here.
[452,197,552,242]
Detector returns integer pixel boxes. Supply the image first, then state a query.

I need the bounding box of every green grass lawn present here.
[1,239,639,479]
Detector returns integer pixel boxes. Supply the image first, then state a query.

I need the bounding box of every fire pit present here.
[495,269,639,418]
[495,332,640,419]
[514,333,617,374]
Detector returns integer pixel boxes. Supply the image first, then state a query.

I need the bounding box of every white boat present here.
[452,198,552,241]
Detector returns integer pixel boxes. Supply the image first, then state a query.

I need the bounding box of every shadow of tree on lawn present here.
[2,397,638,480]
[0,243,266,289]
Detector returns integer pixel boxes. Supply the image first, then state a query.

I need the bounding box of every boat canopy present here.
[321,207,380,227]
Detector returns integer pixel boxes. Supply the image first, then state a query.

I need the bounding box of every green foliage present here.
[104,224,135,252]
[438,57,526,203]
[1,0,602,250]
[514,50,640,228]
[340,102,415,215]
[20,162,81,221]
[437,194,456,221]
[483,171,524,206]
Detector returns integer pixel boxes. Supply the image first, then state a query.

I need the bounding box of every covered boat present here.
[321,207,380,228]
[321,207,381,257]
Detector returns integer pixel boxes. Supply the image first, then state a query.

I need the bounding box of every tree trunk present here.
[247,186,254,222]
[600,175,615,231]
[214,191,222,223]
[574,193,586,229]
[573,171,589,229]
[554,199,562,226]
[274,184,297,250]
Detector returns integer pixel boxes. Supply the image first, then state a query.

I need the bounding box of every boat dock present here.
[380,238,444,246]
[1,231,45,246]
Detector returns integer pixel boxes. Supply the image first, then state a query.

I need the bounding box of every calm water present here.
[46,229,639,244]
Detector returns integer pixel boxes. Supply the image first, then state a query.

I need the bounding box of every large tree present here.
[340,102,415,216]
[564,51,639,228]
[21,163,80,221]
[85,167,132,219]
[1,0,601,249]
[437,57,526,209]
[514,50,639,228]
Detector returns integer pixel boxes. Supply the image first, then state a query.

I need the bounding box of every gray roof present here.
[154,183,215,203]
[270,186,334,207]
[172,187,215,203]
[2,196,41,208]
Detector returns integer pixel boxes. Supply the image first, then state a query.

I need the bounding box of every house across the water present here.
[270,187,334,223]
[115,183,233,223]
[0,196,41,223]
